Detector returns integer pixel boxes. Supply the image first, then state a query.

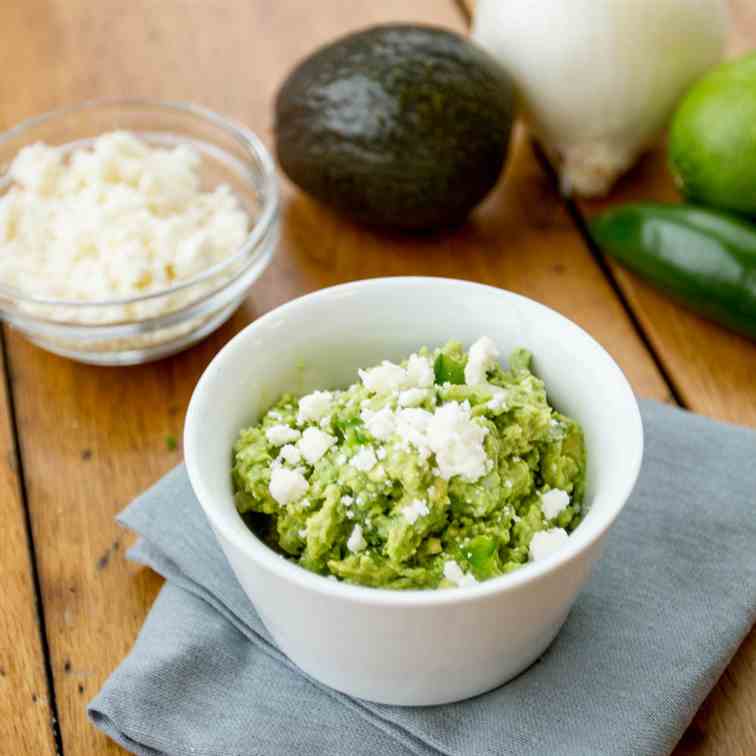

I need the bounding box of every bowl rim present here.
[0,98,280,309]
[185,276,644,607]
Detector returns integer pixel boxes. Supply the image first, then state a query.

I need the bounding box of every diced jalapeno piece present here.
[468,535,496,568]
[334,416,369,445]
[433,352,465,385]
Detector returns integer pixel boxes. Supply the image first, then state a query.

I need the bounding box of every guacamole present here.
[232,338,586,590]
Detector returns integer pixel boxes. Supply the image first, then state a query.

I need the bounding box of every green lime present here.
[669,53,756,215]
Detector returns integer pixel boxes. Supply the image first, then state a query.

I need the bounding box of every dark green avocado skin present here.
[274,24,515,231]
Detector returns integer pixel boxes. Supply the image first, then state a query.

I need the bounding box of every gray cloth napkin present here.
[89,400,756,756]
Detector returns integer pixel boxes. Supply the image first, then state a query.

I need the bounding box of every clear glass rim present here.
[0,98,280,309]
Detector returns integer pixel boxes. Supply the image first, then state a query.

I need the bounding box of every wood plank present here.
[461,1,756,753]
[0,12,66,753]
[0,11,61,735]
[575,5,756,752]
[0,336,56,755]
[579,4,756,753]
[0,0,668,753]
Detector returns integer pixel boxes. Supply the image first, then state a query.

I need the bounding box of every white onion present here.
[472,0,728,196]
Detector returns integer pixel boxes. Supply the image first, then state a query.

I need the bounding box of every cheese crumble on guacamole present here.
[232,338,587,590]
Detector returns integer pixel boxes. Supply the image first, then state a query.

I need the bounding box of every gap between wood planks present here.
[450,0,683,410]
[530,144,686,408]
[0,325,65,755]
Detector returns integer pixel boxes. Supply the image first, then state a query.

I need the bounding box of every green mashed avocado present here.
[232,338,586,590]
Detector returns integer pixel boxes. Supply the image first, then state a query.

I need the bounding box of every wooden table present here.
[0,1,754,754]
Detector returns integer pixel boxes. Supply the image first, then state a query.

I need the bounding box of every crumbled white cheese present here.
[298,528,307,539]
[486,386,509,411]
[347,524,367,553]
[341,495,354,506]
[398,387,430,407]
[361,406,396,440]
[395,407,433,456]
[529,528,570,561]
[406,354,434,388]
[9,142,63,194]
[359,354,434,395]
[465,336,500,386]
[350,446,377,472]
[266,424,301,446]
[376,447,387,460]
[278,444,302,466]
[426,402,488,482]
[0,132,249,305]
[269,467,308,506]
[541,489,570,520]
[443,560,478,587]
[359,361,407,393]
[297,427,336,465]
[401,499,429,524]
[297,391,333,425]
[363,401,489,482]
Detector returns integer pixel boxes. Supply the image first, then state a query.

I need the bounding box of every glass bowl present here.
[0,100,279,365]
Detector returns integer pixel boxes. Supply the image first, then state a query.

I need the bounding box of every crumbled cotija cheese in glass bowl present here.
[1,132,249,306]
[0,100,279,365]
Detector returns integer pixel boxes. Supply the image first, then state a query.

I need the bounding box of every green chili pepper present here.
[465,535,500,580]
[433,352,465,385]
[467,535,497,569]
[333,416,369,445]
[590,203,756,341]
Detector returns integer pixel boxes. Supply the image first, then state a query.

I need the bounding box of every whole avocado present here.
[274,25,515,230]
[669,53,756,216]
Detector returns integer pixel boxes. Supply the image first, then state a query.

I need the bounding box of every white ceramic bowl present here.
[184,277,643,706]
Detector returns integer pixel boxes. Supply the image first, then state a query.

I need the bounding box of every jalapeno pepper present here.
[433,349,466,385]
[466,535,498,580]
[589,203,756,341]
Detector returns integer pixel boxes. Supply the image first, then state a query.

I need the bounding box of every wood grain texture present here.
[0,0,678,754]
[0,339,56,756]
[462,0,756,753]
